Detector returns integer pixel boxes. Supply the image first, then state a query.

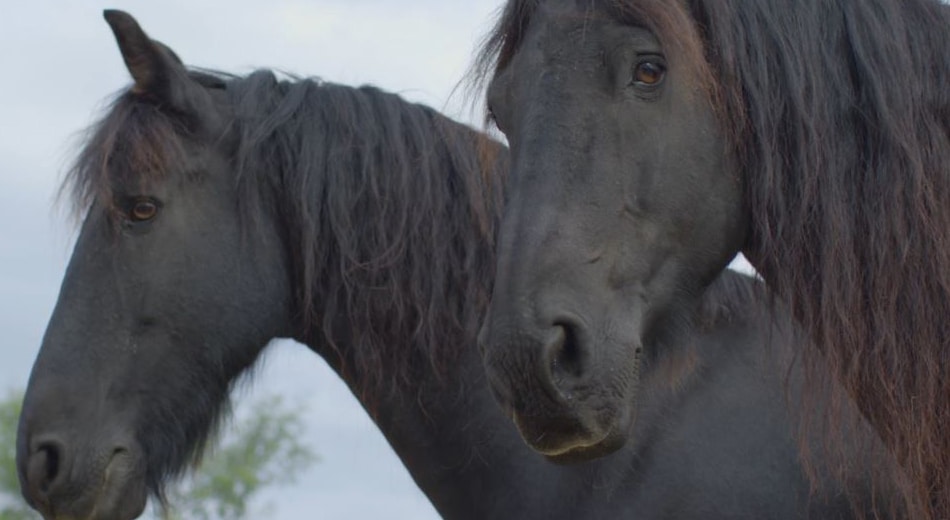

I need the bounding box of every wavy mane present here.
[66,69,508,404]
[226,72,508,401]
[472,0,950,517]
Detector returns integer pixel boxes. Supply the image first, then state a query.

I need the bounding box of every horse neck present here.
[304,275,894,518]
[306,336,563,519]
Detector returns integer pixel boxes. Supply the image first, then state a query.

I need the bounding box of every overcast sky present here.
[0,2,505,518]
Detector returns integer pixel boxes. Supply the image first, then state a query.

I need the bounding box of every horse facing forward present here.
[475,1,950,518]
[17,9,895,520]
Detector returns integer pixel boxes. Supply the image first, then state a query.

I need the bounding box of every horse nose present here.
[23,435,70,510]
[480,317,589,409]
[20,431,146,519]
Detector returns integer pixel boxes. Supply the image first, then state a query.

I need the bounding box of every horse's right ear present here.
[103,10,204,115]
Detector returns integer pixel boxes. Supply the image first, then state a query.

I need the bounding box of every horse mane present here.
[65,69,507,405]
[227,71,507,401]
[473,0,950,517]
[692,3,950,518]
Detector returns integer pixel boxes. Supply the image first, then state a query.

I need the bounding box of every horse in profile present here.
[17,9,893,520]
[473,1,949,518]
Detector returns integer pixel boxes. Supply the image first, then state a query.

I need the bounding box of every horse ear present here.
[102,10,200,112]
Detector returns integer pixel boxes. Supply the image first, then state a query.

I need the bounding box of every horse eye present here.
[130,199,159,222]
[633,60,666,87]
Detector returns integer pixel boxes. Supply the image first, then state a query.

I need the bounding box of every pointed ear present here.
[102,10,203,113]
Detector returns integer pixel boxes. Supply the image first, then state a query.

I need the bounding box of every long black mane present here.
[227,72,510,400]
[473,1,950,517]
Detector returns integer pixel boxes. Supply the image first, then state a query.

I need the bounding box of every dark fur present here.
[18,10,897,520]
[57,75,895,515]
[472,1,950,517]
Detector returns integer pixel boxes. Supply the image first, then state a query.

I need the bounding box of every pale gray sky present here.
[0,2,504,518]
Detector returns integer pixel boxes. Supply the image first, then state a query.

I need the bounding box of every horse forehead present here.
[536,0,601,18]
[527,1,618,62]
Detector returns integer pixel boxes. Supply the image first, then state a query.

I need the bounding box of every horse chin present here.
[542,433,628,465]
[512,407,630,464]
[88,450,148,520]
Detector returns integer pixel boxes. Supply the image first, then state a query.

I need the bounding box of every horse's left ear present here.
[103,10,208,117]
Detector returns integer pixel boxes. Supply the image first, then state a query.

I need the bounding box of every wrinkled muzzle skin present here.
[478,1,747,461]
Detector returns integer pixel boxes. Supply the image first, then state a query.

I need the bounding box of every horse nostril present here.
[547,322,587,396]
[553,324,584,377]
[27,438,66,501]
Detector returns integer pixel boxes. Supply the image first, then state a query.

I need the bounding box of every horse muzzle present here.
[19,430,147,520]
[479,312,636,461]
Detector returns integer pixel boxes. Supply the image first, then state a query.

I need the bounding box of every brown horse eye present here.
[130,199,158,222]
[633,61,666,87]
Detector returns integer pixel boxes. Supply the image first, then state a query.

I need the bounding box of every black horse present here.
[18,10,891,520]
[474,1,949,518]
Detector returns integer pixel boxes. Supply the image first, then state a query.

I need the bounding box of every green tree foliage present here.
[159,395,317,520]
[0,391,316,520]
[0,391,34,520]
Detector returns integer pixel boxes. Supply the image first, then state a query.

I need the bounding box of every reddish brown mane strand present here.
[64,92,190,219]
[700,3,950,517]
